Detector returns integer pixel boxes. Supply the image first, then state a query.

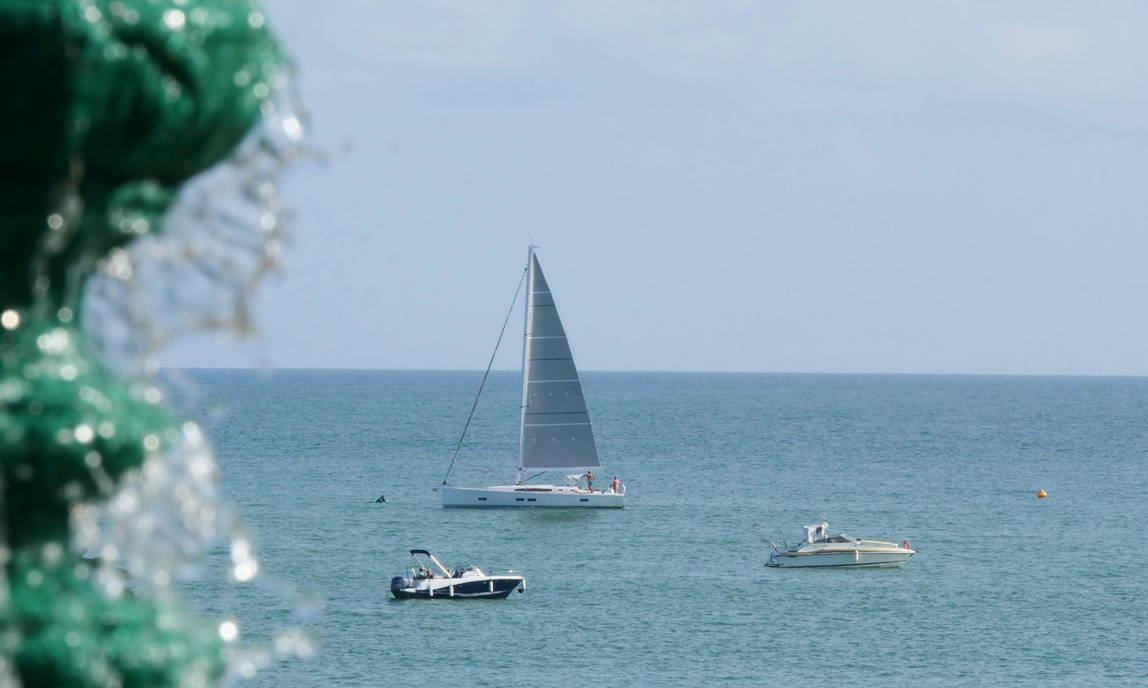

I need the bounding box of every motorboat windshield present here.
[818,534,859,544]
[802,523,861,545]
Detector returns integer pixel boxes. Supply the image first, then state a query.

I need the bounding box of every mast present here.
[515,243,536,483]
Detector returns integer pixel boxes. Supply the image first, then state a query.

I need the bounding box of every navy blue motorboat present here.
[390,550,526,600]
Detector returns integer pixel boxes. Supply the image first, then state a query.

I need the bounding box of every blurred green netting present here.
[1,1,282,685]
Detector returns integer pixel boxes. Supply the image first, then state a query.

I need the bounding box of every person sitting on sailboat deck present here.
[610,476,620,493]
[583,470,596,492]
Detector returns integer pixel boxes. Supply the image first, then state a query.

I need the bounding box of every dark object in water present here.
[375,494,386,503]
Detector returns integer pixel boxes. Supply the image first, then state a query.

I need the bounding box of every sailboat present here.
[441,246,625,508]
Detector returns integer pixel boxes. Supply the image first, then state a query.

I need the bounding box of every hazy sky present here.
[164,1,1148,375]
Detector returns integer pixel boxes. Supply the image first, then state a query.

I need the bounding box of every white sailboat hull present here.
[768,538,916,568]
[768,550,914,568]
[442,485,624,508]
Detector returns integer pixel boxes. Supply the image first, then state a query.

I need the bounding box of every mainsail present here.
[517,252,601,471]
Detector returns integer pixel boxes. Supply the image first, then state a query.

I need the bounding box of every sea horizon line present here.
[160,366,1148,380]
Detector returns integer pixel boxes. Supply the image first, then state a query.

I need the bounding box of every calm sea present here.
[174,369,1148,687]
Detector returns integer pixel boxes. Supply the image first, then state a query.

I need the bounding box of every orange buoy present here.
[1036,489,1047,498]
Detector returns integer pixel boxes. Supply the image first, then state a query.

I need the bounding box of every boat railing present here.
[766,538,791,554]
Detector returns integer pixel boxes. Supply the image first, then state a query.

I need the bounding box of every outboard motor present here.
[390,576,407,593]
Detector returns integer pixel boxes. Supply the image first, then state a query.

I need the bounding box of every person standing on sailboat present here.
[583,470,596,492]
[611,476,620,493]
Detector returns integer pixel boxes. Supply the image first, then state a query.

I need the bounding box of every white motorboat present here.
[767,522,916,568]
[390,550,526,600]
[440,245,625,508]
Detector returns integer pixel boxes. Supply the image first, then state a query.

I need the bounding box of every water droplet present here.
[110,1,139,23]
[114,492,138,514]
[163,77,183,102]
[233,560,259,582]
[143,434,161,451]
[36,328,71,354]
[84,6,101,22]
[182,421,202,441]
[219,620,239,642]
[281,115,303,140]
[1,309,20,330]
[105,249,134,280]
[103,43,128,60]
[163,9,186,30]
[42,542,63,564]
[99,574,125,598]
[253,82,270,98]
[47,213,64,230]
[248,11,265,28]
[60,364,78,381]
[230,539,251,562]
[74,424,95,443]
